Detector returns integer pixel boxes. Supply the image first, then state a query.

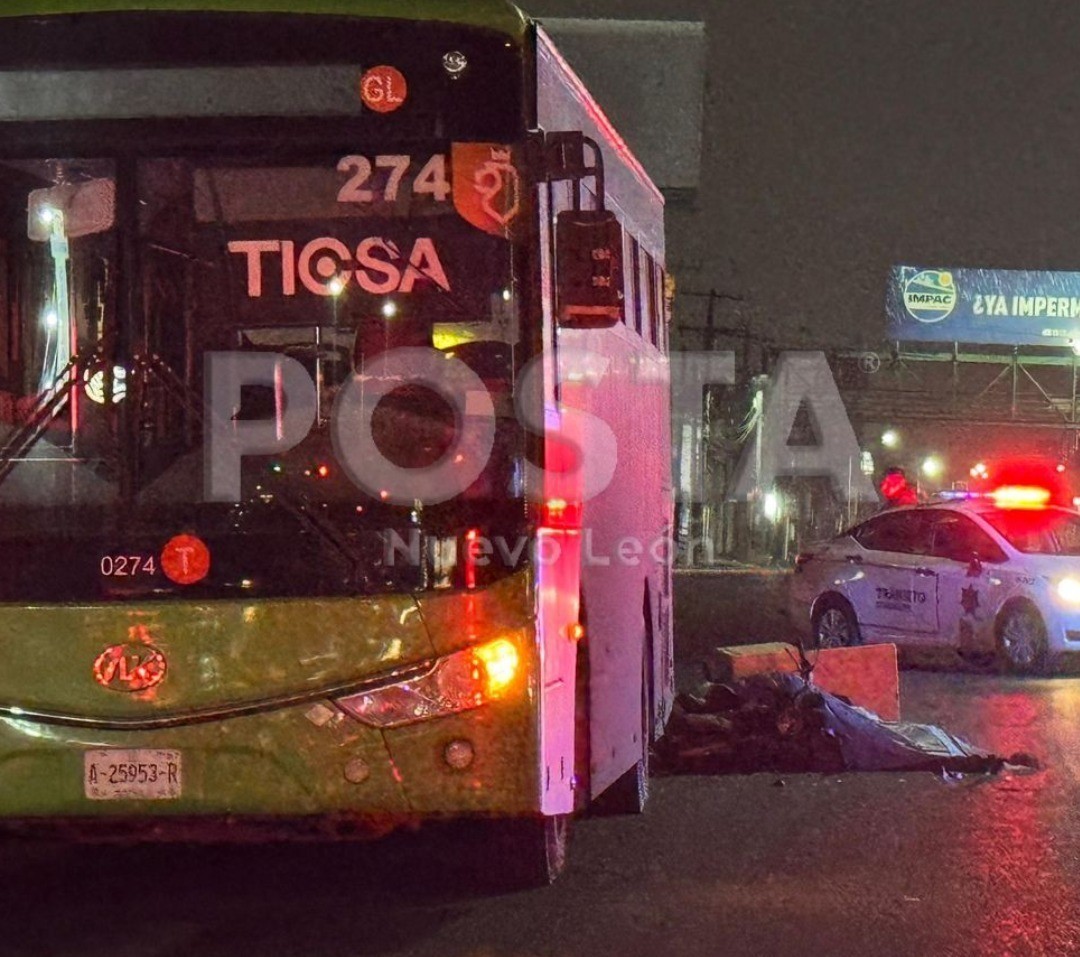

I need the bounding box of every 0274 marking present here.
[100,555,157,577]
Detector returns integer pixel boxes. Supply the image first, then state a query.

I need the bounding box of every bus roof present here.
[0,0,531,40]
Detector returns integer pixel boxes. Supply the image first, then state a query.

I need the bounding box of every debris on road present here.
[708,641,900,721]
[655,672,1039,777]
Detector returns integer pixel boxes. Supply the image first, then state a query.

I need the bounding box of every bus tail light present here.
[539,498,582,530]
[334,639,521,729]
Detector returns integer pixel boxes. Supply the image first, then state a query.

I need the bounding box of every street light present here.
[922,456,944,480]
[882,429,900,449]
[763,491,781,523]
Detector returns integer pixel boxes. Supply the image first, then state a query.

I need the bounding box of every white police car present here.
[789,489,1080,673]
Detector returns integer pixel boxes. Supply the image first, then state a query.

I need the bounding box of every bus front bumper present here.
[0,687,540,837]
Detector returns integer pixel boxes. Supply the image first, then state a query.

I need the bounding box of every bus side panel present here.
[535,29,673,799]
[559,325,670,797]
[533,165,580,817]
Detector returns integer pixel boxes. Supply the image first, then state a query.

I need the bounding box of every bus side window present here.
[622,232,636,328]
[654,260,663,348]
[644,251,657,346]
[0,238,11,387]
[639,247,652,341]
[630,236,644,336]
[655,261,666,351]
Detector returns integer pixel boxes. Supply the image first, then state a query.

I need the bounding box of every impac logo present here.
[903,269,958,323]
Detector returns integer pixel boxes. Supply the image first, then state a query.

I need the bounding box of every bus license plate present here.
[83,750,182,800]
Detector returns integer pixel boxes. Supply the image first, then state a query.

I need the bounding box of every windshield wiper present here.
[136,354,367,580]
[0,351,84,488]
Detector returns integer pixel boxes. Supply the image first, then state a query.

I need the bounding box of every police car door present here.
[928,511,1006,653]
[848,510,937,636]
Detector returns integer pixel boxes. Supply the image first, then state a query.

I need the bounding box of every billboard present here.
[887,266,1080,347]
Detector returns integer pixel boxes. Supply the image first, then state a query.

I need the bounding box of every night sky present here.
[529,0,1080,353]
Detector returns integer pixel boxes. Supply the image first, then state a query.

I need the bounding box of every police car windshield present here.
[981,508,1080,555]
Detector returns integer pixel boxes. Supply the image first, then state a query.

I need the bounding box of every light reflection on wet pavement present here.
[3,672,1080,956]
[902,673,1080,956]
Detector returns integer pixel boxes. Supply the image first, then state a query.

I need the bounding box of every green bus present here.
[0,0,673,884]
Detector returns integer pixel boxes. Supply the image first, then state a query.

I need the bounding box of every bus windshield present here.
[0,148,529,601]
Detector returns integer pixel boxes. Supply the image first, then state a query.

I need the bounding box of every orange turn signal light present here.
[474,639,520,697]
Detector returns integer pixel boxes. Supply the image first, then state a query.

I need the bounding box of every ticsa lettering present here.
[227,237,451,298]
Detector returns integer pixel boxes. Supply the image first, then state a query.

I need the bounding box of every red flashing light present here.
[316,464,330,479]
[539,498,582,530]
[546,498,568,519]
[990,486,1052,509]
[464,528,481,590]
[980,457,1072,507]
[880,472,917,506]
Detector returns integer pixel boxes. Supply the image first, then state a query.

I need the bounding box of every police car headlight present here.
[1057,578,1080,604]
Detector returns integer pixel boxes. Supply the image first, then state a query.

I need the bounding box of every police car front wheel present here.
[812,596,862,649]
[996,603,1049,675]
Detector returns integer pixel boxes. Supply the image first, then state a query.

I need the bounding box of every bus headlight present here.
[1057,578,1080,604]
[334,639,521,729]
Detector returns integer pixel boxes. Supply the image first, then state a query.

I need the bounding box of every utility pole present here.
[701,290,718,564]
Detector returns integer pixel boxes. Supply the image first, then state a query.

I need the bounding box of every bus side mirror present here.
[28,178,116,241]
[556,209,624,329]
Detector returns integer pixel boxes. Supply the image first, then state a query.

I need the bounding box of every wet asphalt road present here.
[5,572,1080,957]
